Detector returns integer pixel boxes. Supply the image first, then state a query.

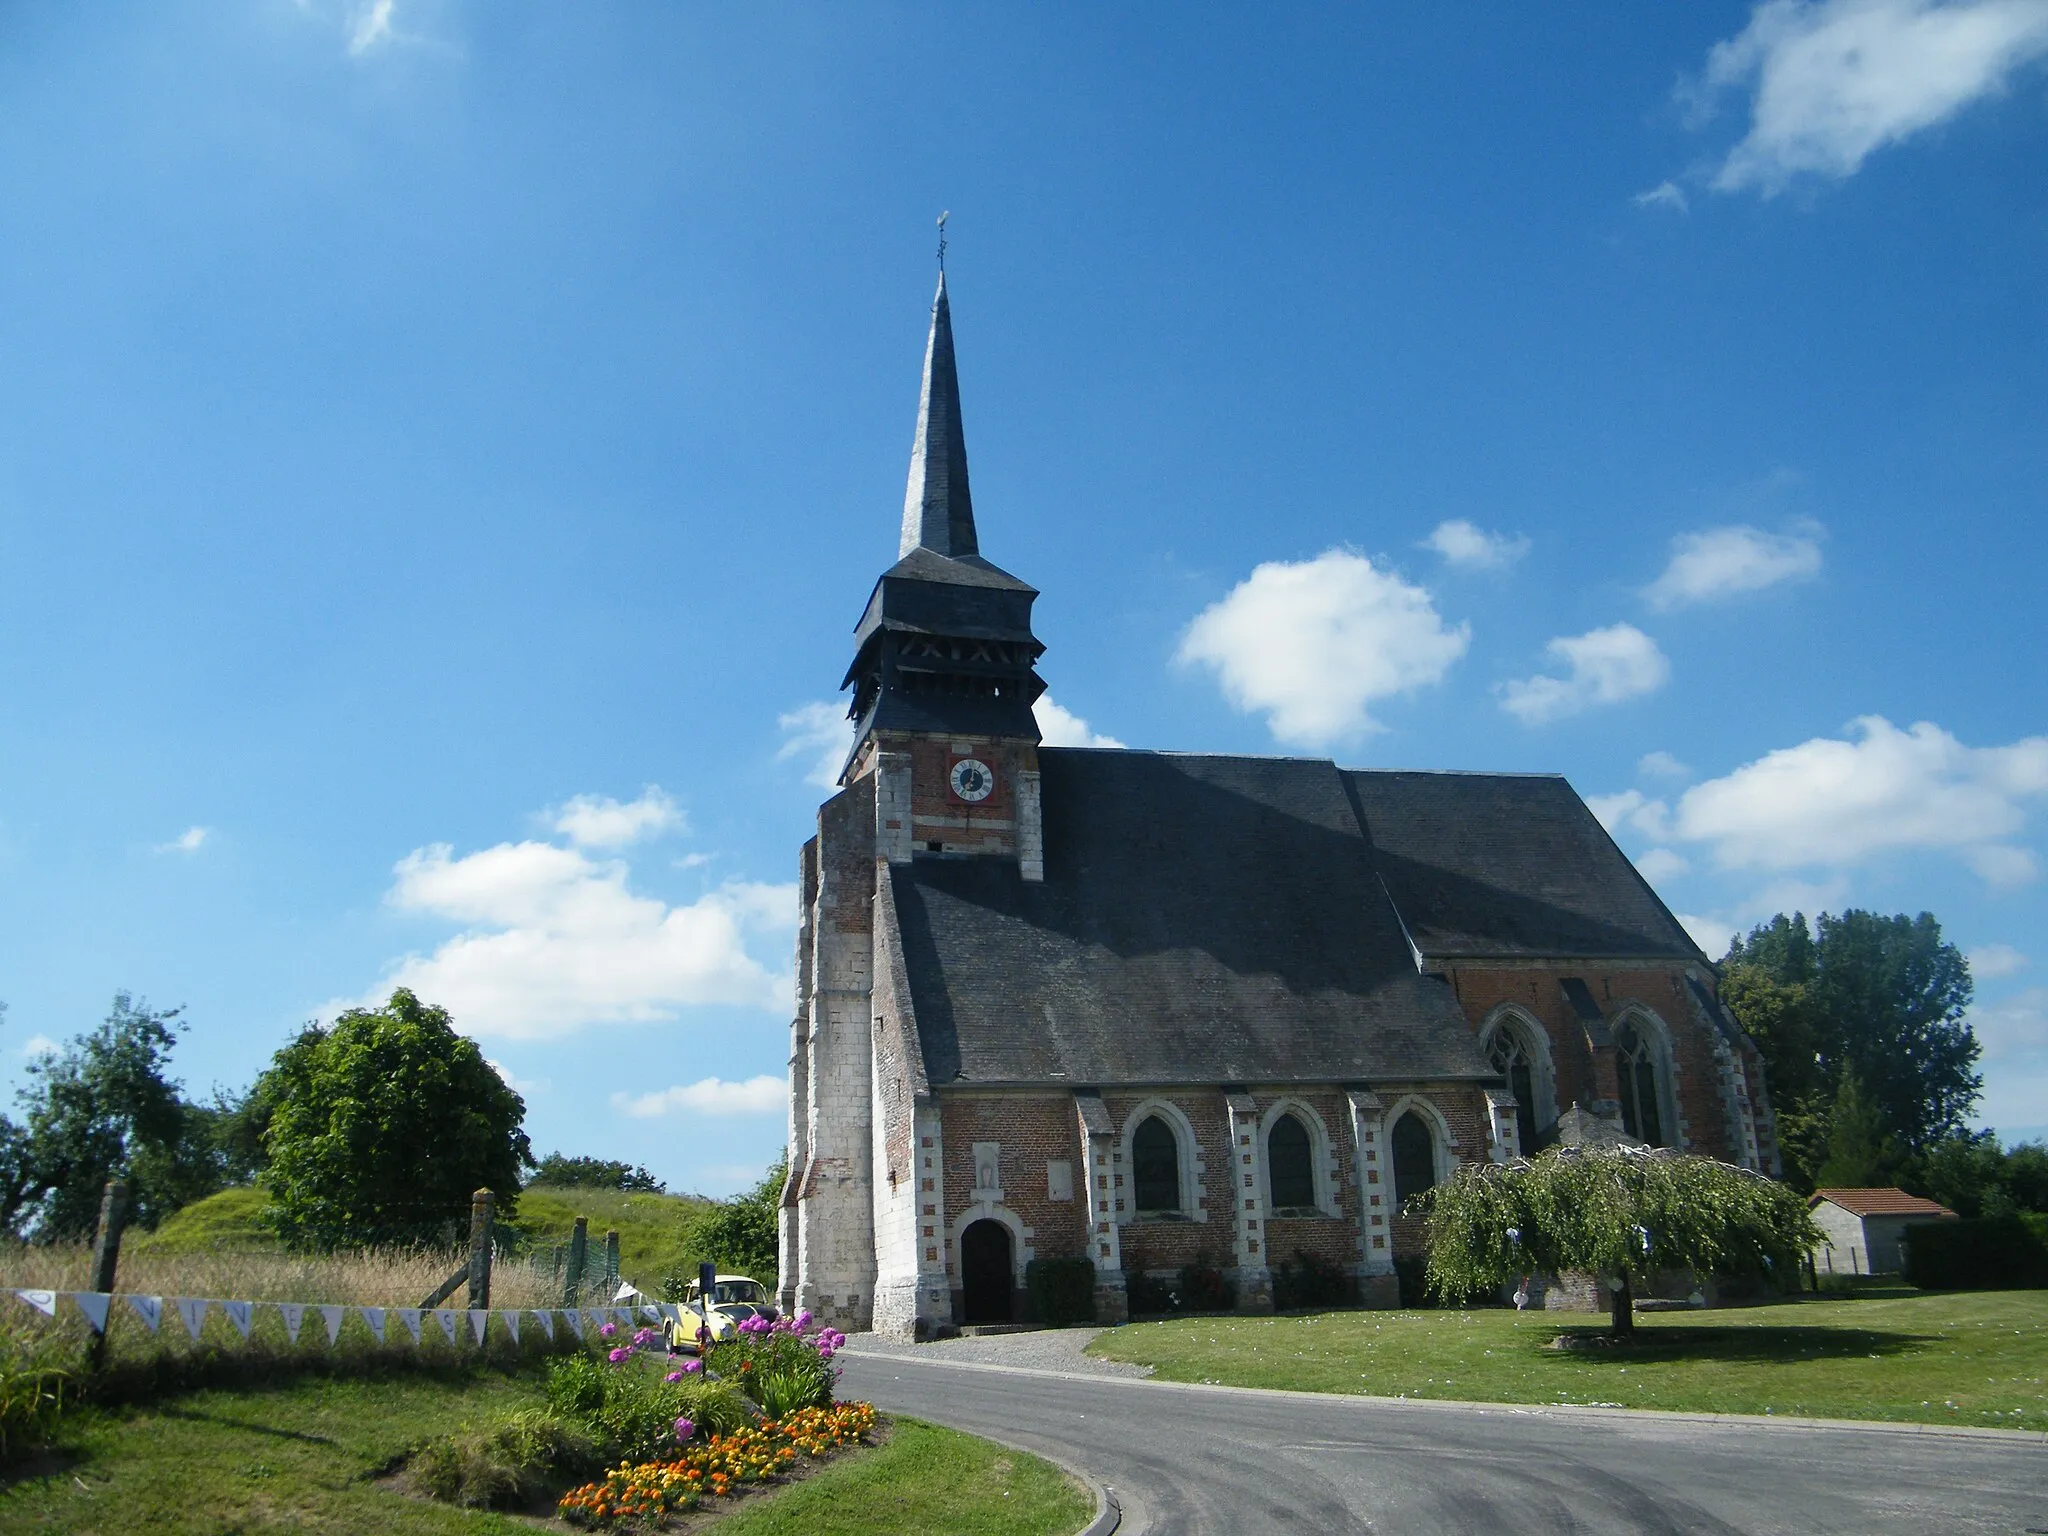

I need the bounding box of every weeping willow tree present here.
[1422,1147,1818,1336]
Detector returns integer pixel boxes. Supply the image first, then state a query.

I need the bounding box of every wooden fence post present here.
[466,1188,495,1312]
[562,1216,588,1306]
[86,1180,129,1370]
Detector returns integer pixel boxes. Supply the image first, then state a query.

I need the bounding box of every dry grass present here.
[0,1239,568,1309]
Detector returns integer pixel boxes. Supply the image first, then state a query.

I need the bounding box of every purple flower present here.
[665,1370,687,1383]
[599,1322,618,1339]
[794,1309,813,1330]
[674,1416,695,1442]
[634,1328,659,1347]
[680,1358,702,1374]
[608,1346,633,1364]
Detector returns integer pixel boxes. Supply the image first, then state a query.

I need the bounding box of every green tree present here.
[531,1153,665,1192]
[258,989,532,1249]
[1723,910,1979,1182]
[13,994,226,1237]
[1809,1073,1905,1188]
[1424,1147,1817,1337]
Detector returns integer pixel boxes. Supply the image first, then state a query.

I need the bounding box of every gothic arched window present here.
[1614,1019,1667,1148]
[1390,1111,1438,1204]
[1132,1115,1181,1213]
[1267,1114,1315,1210]
[1487,1020,1541,1145]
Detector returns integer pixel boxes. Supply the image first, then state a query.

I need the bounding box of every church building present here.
[780,275,1781,1337]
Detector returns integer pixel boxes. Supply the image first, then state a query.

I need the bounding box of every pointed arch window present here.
[1267,1114,1315,1210]
[1614,1019,1667,1148]
[1390,1111,1438,1204]
[1487,1021,1542,1147]
[1132,1116,1181,1213]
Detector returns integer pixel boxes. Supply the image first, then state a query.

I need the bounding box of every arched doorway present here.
[960,1219,1013,1323]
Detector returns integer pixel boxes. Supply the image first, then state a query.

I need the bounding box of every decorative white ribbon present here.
[531,1309,553,1341]
[394,1308,421,1345]
[176,1297,210,1341]
[365,1306,390,1344]
[13,1289,57,1318]
[561,1309,584,1340]
[499,1309,520,1345]
[222,1300,254,1341]
[72,1292,112,1335]
[467,1309,488,1345]
[612,1281,639,1302]
[433,1308,458,1345]
[319,1306,345,1345]
[278,1302,306,1344]
[127,1294,163,1333]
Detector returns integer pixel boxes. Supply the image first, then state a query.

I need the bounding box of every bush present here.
[545,1351,754,1462]
[1901,1214,2048,1291]
[1025,1257,1095,1325]
[1272,1249,1354,1311]
[407,1408,600,1508]
[0,1324,71,1463]
[702,1316,839,1416]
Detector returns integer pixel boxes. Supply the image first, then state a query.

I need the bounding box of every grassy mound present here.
[126,1186,277,1254]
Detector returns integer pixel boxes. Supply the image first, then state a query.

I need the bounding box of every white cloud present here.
[1034,695,1125,749]
[1695,0,2048,195]
[1178,549,1469,746]
[1677,913,1738,958]
[486,1058,547,1097]
[1670,716,2048,880]
[1422,520,1530,570]
[1634,180,1691,212]
[1966,844,2040,887]
[1634,847,1693,883]
[1645,523,1823,609]
[1971,987,2048,1138]
[1589,788,1666,837]
[1970,943,2030,979]
[778,702,855,790]
[1638,750,1692,780]
[374,840,795,1039]
[551,787,685,849]
[349,0,396,55]
[155,826,209,854]
[20,1034,57,1058]
[1974,986,2048,1058]
[1499,624,1670,725]
[612,1075,787,1119]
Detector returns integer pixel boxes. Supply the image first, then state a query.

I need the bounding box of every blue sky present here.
[2,2,2044,1194]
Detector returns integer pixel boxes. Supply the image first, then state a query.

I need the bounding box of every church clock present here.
[949,757,996,803]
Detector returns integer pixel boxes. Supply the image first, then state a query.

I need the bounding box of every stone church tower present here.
[781,276,1781,1337]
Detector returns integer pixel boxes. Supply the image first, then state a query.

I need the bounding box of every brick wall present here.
[868,729,1040,859]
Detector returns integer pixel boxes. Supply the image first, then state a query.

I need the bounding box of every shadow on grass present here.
[154,1405,338,1445]
[1543,1325,1931,1365]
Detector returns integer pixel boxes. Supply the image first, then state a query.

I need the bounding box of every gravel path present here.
[840,1325,1154,1378]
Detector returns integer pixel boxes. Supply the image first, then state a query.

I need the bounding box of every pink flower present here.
[681,1358,702,1374]
[608,1346,633,1364]
[794,1310,813,1330]
[674,1416,696,1442]
[599,1322,617,1338]
[665,1370,686,1383]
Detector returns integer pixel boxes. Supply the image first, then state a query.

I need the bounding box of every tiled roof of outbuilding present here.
[1810,1188,1958,1219]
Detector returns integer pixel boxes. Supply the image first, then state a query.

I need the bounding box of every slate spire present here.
[898,272,979,559]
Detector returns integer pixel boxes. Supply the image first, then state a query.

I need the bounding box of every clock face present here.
[949,757,996,803]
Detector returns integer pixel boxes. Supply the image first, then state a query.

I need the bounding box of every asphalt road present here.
[838,1350,2048,1534]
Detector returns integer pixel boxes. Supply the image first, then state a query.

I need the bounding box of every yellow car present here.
[664,1274,777,1354]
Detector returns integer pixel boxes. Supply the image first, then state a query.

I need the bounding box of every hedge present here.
[1900,1213,2048,1291]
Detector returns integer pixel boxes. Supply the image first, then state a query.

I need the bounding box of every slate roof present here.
[1344,770,1706,963]
[886,751,1703,1090]
[891,751,1488,1087]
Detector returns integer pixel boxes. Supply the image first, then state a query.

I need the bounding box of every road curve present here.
[838,1350,2048,1535]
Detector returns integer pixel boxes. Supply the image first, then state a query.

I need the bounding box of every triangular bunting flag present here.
[561,1309,583,1340]
[468,1309,488,1345]
[432,1308,458,1345]
[394,1308,421,1345]
[658,1302,680,1324]
[319,1305,345,1345]
[223,1300,254,1340]
[498,1309,520,1345]
[365,1306,390,1344]
[71,1292,112,1335]
[127,1294,163,1333]
[278,1303,306,1344]
[612,1308,632,1330]
[176,1297,210,1341]
[530,1309,552,1341]
[13,1289,58,1318]
[640,1305,660,1323]
[612,1281,638,1302]
[586,1309,608,1334]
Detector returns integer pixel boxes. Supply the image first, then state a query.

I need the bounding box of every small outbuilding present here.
[1809,1188,1958,1276]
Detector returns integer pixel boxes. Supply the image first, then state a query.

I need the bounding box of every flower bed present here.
[556,1400,877,1525]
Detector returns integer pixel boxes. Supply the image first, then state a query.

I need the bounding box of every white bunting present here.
[587,1309,609,1335]
[468,1309,488,1345]
[641,1305,661,1324]
[319,1306,345,1345]
[658,1302,680,1324]
[176,1297,210,1341]
[433,1308,458,1345]
[499,1309,520,1345]
[613,1281,638,1303]
[561,1309,583,1340]
[278,1303,307,1344]
[613,1308,633,1331]
[71,1292,112,1335]
[127,1294,163,1333]
[365,1306,390,1344]
[13,1289,58,1318]
[531,1309,553,1341]
[223,1300,254,1340]
[394,1308,421,1345]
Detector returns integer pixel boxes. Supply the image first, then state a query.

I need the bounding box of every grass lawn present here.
[0,1376,1092,1536]
[711,1419,1093,1536]
[1085,1286,2048,1430]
